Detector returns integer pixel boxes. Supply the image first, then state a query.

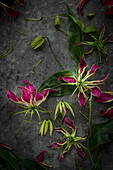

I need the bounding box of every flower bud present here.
[39,119,53,137]
[54,101,75,120]
[54,15,60,27]
[31,36,45,50]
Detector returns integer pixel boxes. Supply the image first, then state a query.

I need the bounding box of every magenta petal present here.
[49,89,59,93]
[83,127,91,138]
[7,90,23,103]
[41,88,58,98]
[101,0,113,6]
[16,0,24,5]
[60,153,65,161]
[35,91,43,102]
[104,34,113,43]
[88,64,100,76]
[79,57,87,74]
[77,0,89,14]
[36,151,47,163]
[48,142,65,149]
[0,142,12,150]
[100,108,113,119]
[58,76,76,83]
[0,3,19,18]
[77,146,85,159]
[18,87,31,103]
[91,87,102,97]
[79,92,86,108]
[91,73,108,84]
[64,117,75,130]
[23,80,36,94]
[96,92,113,103]
[54,127,67,135]
[106,6,113,15]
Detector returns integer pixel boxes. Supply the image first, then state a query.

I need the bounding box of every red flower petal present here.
[77,0,89,15]
[64,117,75,130]
[96,92,113,103]
[7,89,23,103]
[16,0,24,5]
[58,76,76,83]
[88,64,100,76]
[0,142,12,150]
[79,57,87,75]
[18,87,31,103]
[0,2,19,18]
[91,87,102,98]
[36,151,47,163]
[101,0,113,6]
[106,6,113,15]
[104,34,113,43]
[100,107,113,119]
[23,80,36,94]
[35,91,43,102]
[48,142,65,149]
[77,146,85,158]
[54,127,67,135]
[79,92,86,108]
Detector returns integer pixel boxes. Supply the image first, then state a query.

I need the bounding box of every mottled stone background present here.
[0,0,113,169]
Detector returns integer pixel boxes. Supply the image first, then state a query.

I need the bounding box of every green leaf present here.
[39,70,77,96]
[89,119,113,148]
[0,150,20,170]
[91,154,102,170]
[21,158,47,170]
[84,24,97,34]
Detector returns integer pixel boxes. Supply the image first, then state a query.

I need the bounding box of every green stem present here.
[33,58,44,74]
[24,17,43,21]
[70,104,89,120]
[82,32,84,58]
[12,21,28,36]
[87,94,94,166]
[78,142,87,150]
[46,37,65,70]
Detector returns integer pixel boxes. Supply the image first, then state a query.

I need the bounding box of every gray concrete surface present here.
[0,0,113,169]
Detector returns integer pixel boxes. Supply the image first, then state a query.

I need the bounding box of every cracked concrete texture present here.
[0,0,113,169]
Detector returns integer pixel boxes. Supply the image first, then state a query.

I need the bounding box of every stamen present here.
[71,87,78,98]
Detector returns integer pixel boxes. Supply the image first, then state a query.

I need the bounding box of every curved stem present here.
[70,104,88,120]
[45,37,65,70]
[33,58,44,74]
[87,94,94,166]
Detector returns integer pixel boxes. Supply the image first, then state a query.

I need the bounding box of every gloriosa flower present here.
[36,151,52,168]
[76,22,113,63]
[58,57,108,107]
[48,117,90,161]
[96,91,113,119]
[55,101,75,120]
[7,80,58,122]
[39,119,53,137]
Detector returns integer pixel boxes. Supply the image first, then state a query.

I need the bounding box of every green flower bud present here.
[39,119,53,137]
[54,15,60,27]
[54,101,75,120]
[31,36,45,50]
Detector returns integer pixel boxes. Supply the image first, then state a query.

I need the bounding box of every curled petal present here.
[101,0,113,6]
[79,92,86,108]
[106,6,113,15]
[0,142,12,150]
[58,76,76,83]
[23,80,36,94]
[79,57,87,75]
[77,146,85,158]
[0,2,19,18]
[36,151,47,163]
[60,146,70,161]
[7,90,23,103]
[35,91,43,102]
[83,127,91,138]
[18,87,31,103]
[96,92,113,103]
[100,107,113,119]
[91,87,102,98]
[54,127,67,135]
[16,0,24,5]
[87,73,108,85]
[42,88,58,98]
[48,142,65,149]
[64,117,75,131]
[77,0,89,15]
[104,34,113,43]
[88,65,100,76]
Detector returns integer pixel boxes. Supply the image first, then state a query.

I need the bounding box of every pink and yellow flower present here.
[58,57,108,107]
[7,80,58,121]
[48,117,90,161]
